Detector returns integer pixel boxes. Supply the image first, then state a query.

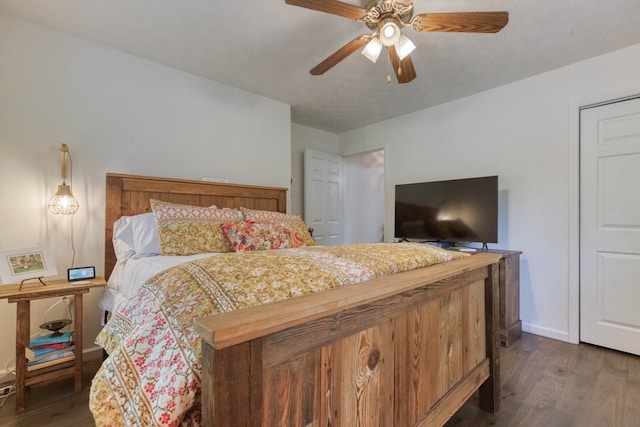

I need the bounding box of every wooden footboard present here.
[195,252,501,426]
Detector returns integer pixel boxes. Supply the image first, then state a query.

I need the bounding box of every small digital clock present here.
[67,266,96,282]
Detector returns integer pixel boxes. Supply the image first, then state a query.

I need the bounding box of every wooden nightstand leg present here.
[73,293,83,392]
[15,300,29,411]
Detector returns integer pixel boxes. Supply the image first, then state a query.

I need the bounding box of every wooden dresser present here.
[485,249,522,347]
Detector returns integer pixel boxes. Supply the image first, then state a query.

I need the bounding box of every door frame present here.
[568,88,640,344]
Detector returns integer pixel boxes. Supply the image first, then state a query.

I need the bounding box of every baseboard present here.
[82,345,102,359]
[82,345,105,360]
[522,322,571,343]
[0,369,13,383]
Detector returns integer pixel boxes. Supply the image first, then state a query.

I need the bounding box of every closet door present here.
[580,97,640,355]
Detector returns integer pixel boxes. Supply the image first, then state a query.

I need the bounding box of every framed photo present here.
[0,247,58,285]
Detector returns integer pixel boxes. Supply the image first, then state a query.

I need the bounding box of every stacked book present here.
[26,331,75,372]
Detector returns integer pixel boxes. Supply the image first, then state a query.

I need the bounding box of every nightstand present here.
[0,277,106,411]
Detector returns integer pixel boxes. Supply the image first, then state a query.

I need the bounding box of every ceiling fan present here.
[284,0,509,84]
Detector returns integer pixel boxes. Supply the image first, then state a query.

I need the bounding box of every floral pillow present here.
[220,220,306,252]
[239,207,317,247]
[150,199,241,255]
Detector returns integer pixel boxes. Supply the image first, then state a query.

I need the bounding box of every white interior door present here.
[580,97,640,355]
[304,148,343,245]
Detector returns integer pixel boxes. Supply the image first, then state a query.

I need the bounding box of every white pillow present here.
[112,216,135,261]
[129,212,162,258]
[112,212,161,260]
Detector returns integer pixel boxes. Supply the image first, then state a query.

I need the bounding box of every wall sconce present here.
[48,144,79,215]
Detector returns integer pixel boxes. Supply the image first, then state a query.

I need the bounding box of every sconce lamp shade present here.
[48,183,79,215]
[49,144,79,215]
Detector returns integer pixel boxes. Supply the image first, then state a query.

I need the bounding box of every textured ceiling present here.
[1,1,640,133]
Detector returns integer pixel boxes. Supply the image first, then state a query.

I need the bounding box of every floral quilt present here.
[89,243,468,426]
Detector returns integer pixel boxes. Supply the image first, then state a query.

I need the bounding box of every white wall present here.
[0,13,291,374]
[340,42,640,343]
[290,123,340,216]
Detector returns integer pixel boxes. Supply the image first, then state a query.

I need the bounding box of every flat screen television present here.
[394,176,498,244]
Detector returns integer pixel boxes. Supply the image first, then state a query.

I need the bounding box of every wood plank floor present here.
[0,356,102,427]
[1,333,639,426]
[446,333,640,427]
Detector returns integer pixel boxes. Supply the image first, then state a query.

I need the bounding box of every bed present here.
[93,173,501,426]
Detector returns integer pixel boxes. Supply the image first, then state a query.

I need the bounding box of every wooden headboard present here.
[105,173,287,279]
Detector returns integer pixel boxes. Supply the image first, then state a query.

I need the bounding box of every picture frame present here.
[0,247,58,285]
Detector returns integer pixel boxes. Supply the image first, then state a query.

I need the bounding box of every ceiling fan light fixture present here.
[285,0,509,85]
[396,34,416,60]
[361,37,383,63]
[379,21,401,47]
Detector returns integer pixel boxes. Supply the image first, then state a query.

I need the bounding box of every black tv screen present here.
[394,176,498,244]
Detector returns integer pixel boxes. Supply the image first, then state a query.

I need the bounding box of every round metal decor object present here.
[39,319,72,337]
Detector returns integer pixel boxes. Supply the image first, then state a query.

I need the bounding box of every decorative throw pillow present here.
[150,199,241,255]
[239,208,316,246]
[220,220,306,252]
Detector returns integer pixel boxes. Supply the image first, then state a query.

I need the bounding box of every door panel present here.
[599,154,640,227]
[598,252,640,328]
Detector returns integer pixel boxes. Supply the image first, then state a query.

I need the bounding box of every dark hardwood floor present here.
[446,333,640,427]
[1,333,639,426]
[0,357,102,427]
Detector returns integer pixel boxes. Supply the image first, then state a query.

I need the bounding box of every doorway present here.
[304,148,385,246]
[344,149,385,243]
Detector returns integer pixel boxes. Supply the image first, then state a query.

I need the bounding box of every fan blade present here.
[310,35,370,75]
[388,45,416,84]
[285,0,367,20]
[411,12,508,33]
